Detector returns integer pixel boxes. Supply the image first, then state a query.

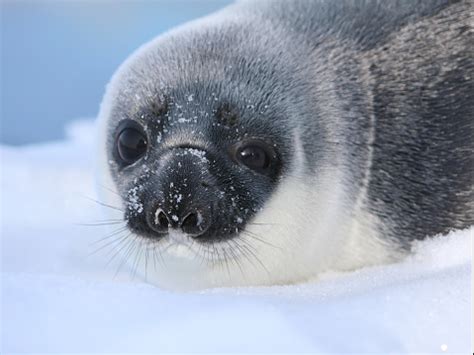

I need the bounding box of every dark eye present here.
[233,141,275,173]
[115,124,147,165]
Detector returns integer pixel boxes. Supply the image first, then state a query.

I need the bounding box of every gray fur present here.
[237,0,474,242]
[100,0,473,287]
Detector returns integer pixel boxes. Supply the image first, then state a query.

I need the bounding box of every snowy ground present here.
[1,120,472,353]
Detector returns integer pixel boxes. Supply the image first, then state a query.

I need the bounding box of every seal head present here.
[97,0,473,289]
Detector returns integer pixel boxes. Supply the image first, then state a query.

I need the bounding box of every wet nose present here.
[149,207,211,237]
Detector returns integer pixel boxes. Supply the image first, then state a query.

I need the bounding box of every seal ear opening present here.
[201,181,211,188]
[147,96,169,118]
[216,102,239,127]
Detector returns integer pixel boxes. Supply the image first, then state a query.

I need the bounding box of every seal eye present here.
[234,141,274,173]
[116,126,147,165]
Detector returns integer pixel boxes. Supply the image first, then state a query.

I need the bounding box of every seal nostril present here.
[182,212,198,228]
[158,212,169,227]
[181,211,207,236]
[153,209,169,233]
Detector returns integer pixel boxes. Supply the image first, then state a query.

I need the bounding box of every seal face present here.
[112,95,287,245]
[97,0,473,290]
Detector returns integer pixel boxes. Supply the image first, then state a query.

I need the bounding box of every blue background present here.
[1,0,231,145]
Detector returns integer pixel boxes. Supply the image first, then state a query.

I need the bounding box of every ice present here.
[1,119,472,353]
[127,186,144,214]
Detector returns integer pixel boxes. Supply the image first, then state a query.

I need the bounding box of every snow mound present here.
[1,120,472,353]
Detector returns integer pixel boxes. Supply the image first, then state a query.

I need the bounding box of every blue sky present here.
[1,0,231,145]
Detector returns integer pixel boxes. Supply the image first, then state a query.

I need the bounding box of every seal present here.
[97,0,473,290]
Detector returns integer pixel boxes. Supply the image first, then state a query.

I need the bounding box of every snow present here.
[1,120,472,353]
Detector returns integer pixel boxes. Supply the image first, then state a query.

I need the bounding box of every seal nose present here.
[149,207,211,237]
[144,146,216,239]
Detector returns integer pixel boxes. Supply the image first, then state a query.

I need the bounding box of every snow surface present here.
[1,120,472,353]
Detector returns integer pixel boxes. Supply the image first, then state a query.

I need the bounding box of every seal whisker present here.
[234,238,260,280]
[246,221,300,228]
[197,242,207,267]
[222,246,232,279]
[213,243,226,273]
[83,196,123,212]
[88,225,128,247]
[129,239,143,281]
[77,221,125,227]
[241,230,283,251]
[98,184,122,197]
[224,240,245,277]
[232,240,259,276]
[203,243,214,267]
[246,222,279,226]
[236,239,271,277]
[105,232,133,269]
[144,242,150,283]
[87,230,130,257]
[131,238,146,281]
[155,242,167,267]
[151,243,159,272]
[103,232,132,260]
[113,234,139,279]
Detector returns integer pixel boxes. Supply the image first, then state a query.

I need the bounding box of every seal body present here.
[97,0,473,290]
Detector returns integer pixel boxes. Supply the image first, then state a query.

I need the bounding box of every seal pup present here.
[97,0,473,290]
